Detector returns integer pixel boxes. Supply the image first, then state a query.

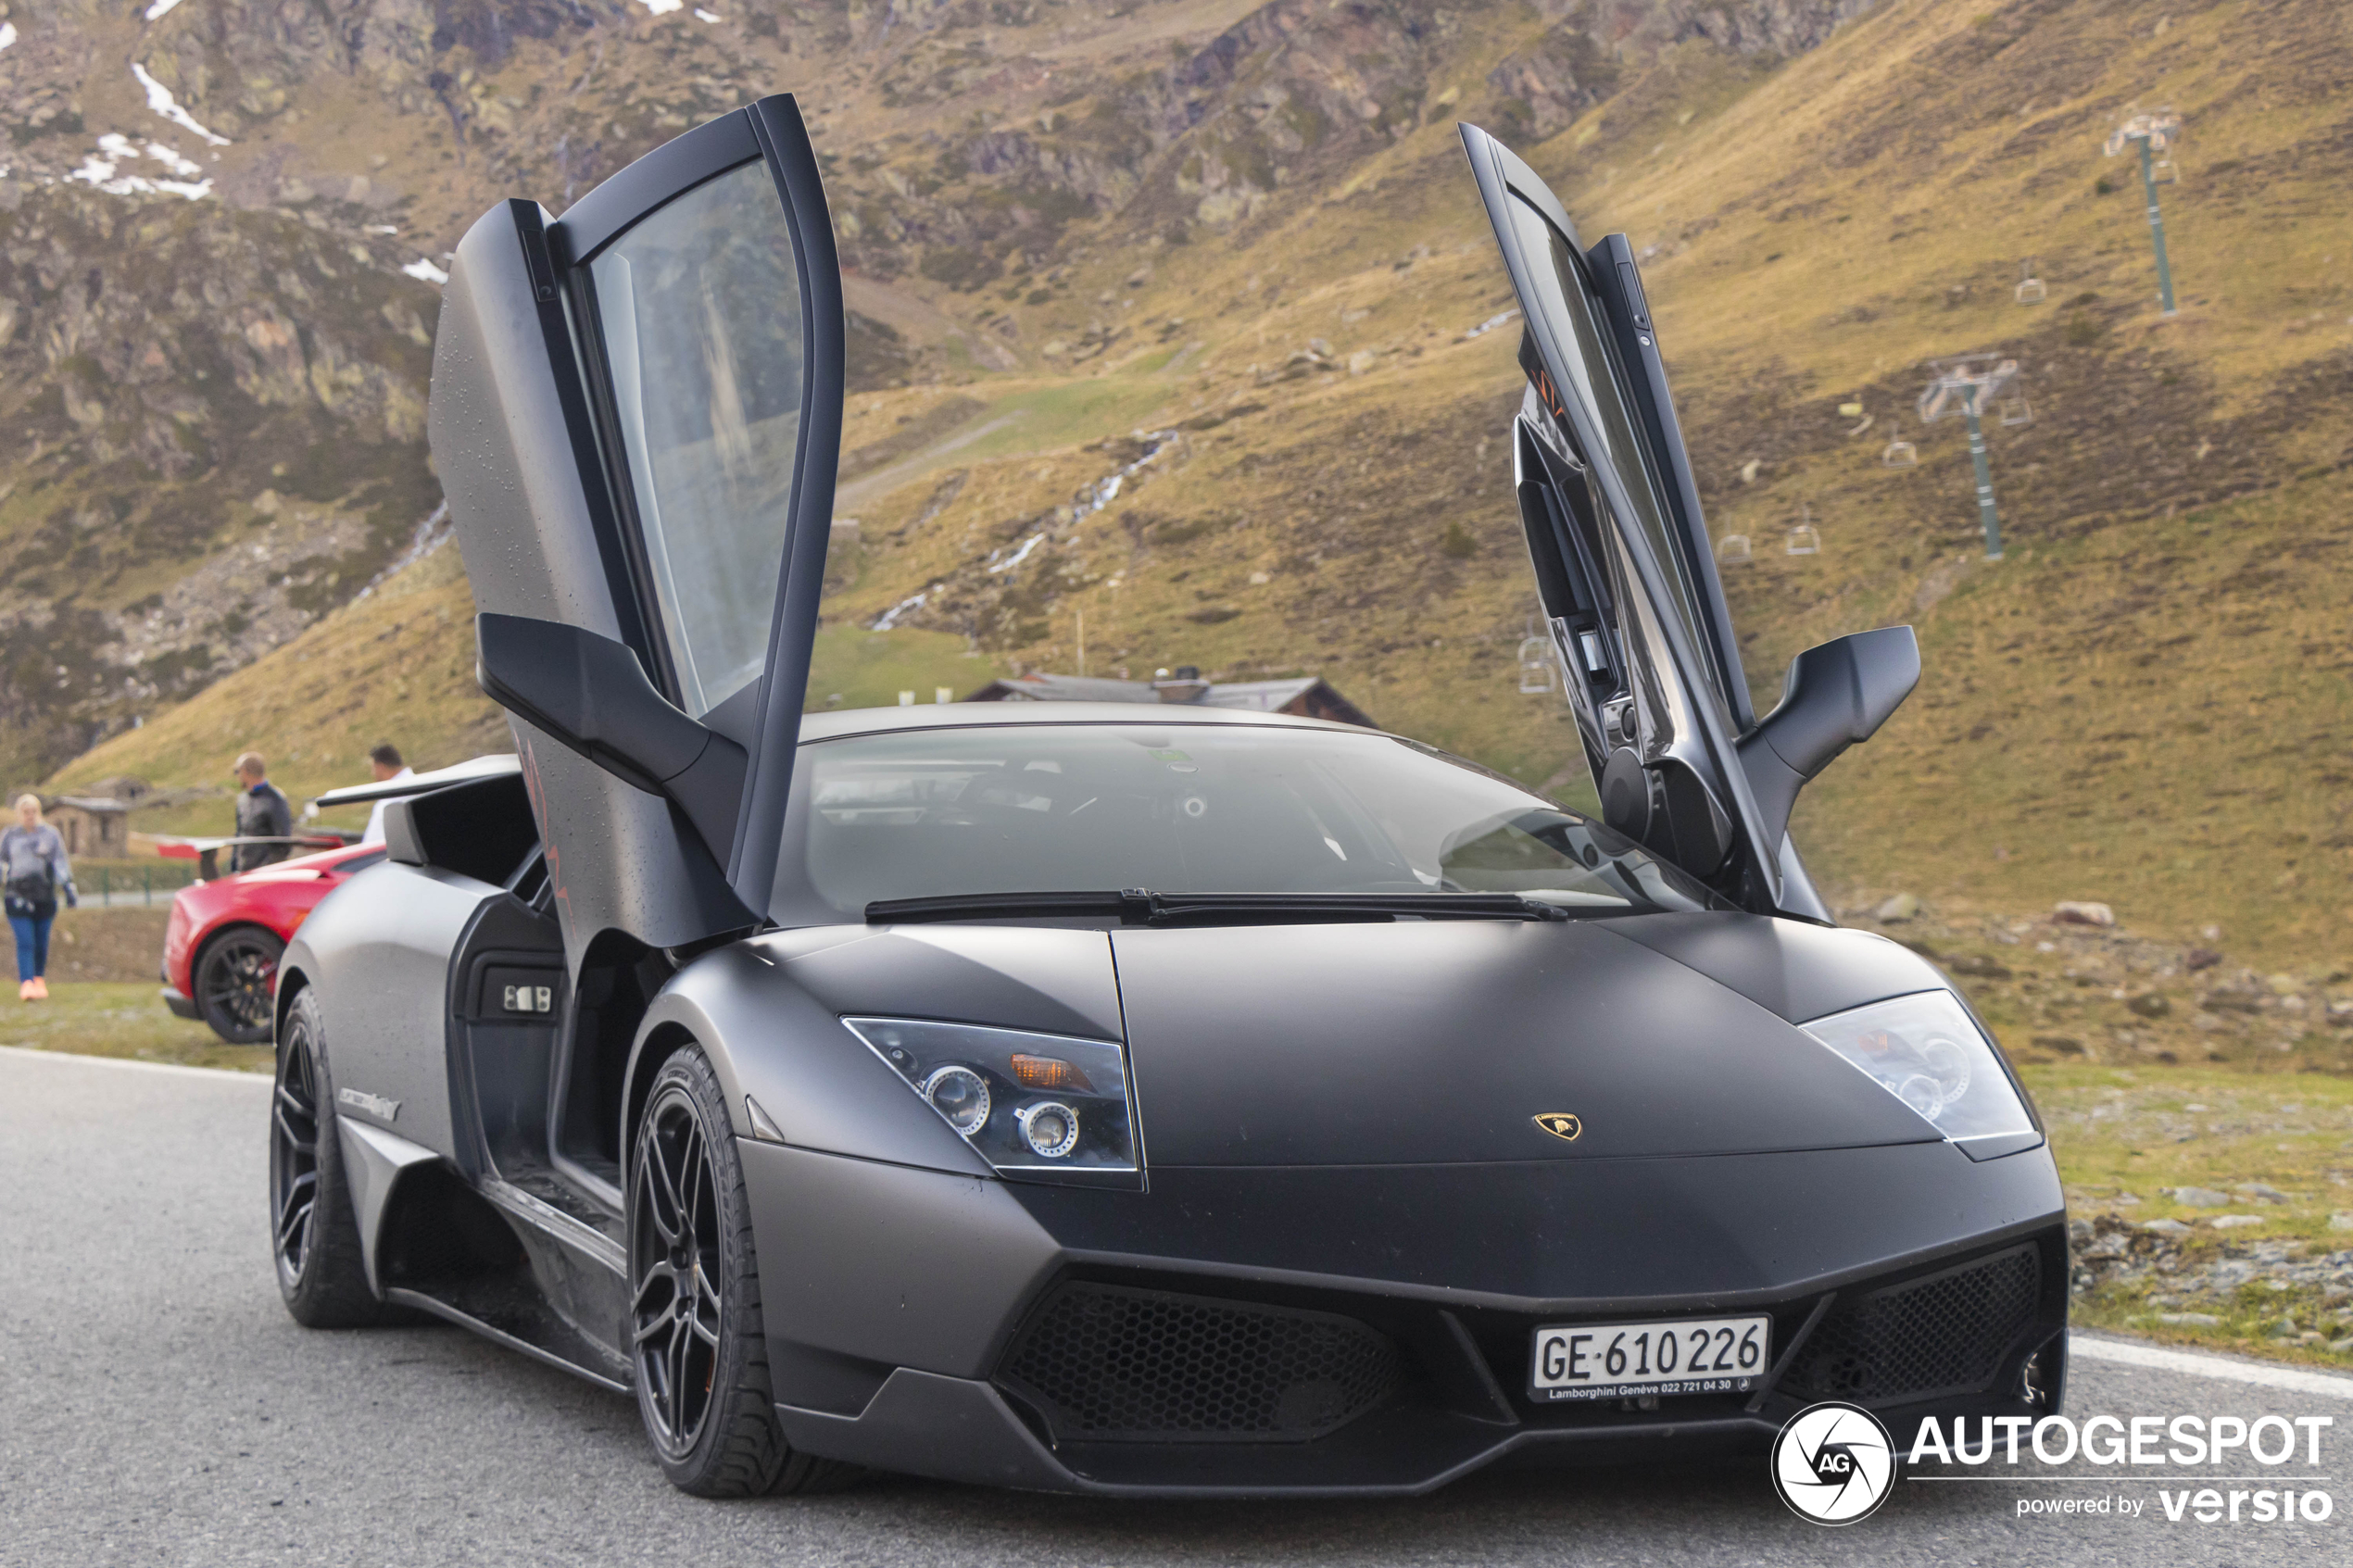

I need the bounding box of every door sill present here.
[387,1277,630,1393]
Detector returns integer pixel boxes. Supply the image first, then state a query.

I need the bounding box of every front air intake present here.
[1784,1243,2042,1404]
[998,1282,1403,1444]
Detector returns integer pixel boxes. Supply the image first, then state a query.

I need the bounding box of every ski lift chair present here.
[1716,533,1752,564]
[1999,392,2033,427]
[1784,523,1821,557]
[1516,634,1554,695]
[2151,157,2180,185]
[1881,439,1918,469]
[2015,270,2046,306]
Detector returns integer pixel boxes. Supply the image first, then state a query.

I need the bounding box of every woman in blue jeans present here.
[3,794,77,1001]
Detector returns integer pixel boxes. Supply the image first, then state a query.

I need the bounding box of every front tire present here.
[198,924,285,1044]
[629,1044,856,1497]
[272,989,398,1327]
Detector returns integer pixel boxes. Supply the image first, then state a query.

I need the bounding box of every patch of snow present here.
[354,503,452,601]
[639,0,686,13]
[131,62,231,146]
[143,141,203,178]
[871,588,933,633]
[144,0,188,19]
[694,7,724,19]
[987,533,1046,575]
[69,135,213,200]
[402,257,450,285]
[1068,430,1178,522]
[1461,307,1518,341]
[0,22,18,52]
[365,224,399,234]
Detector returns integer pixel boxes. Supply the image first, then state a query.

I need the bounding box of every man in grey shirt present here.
[232,752,294,872]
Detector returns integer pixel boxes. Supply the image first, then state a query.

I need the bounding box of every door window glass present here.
[1505,195,1726,722]
[591,158,805,717]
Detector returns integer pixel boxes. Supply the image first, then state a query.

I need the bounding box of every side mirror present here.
[475,613,746,862]
[1736,625,1920,852]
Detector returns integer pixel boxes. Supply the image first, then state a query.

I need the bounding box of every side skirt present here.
[386,1284,630,1394]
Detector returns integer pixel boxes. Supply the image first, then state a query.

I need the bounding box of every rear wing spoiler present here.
[146,834,359,883]
[310,754,522,810]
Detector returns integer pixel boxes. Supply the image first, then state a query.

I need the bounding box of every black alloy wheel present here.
[632,1073,726,1462]
[627,1046,860,1497]
[198,926,285,1044]
[271,988,396,1326]
[271,1010,322,1288]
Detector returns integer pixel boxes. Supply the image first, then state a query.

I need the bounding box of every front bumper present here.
[159,985,201,1021]
[742,1138,2067,1495]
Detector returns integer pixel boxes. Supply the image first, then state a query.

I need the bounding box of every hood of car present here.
[1109,918,1945,1167]
[777,914,1954,1170]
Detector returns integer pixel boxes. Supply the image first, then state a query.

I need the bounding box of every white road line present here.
[2072,1331,2353,1400]
[0,1044,268,1083]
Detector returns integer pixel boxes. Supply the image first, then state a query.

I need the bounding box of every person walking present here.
[232,752,295,872]
[359,743,415,847]
[3,794,77,1001]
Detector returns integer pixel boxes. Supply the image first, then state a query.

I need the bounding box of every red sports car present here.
[161,843,384,1042]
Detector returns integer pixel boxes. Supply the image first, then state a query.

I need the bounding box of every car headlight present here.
[1799,990,2035,1150]
[843,1017,1139,1178]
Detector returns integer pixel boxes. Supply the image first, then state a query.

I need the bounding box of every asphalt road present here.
[4,1047,2347,1568]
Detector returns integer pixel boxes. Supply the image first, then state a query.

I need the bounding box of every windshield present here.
[771,722,1725,923]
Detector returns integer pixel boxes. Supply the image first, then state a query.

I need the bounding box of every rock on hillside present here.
[0,179,441,781]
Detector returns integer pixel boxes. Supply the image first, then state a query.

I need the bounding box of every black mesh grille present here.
[999,1283,1404,1443]
[1786,1244,2041,1404]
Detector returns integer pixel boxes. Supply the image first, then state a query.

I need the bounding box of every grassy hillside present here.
[49,543,506,834]
[35,0,2353,980]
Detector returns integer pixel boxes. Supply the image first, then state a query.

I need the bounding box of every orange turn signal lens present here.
[1011,1054,1093,1092]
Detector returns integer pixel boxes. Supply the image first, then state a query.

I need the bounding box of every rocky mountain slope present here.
[0,0,1870,781]
[25,0,2353,976]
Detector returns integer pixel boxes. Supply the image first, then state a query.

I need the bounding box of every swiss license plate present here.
[1528,1315,1769,1402]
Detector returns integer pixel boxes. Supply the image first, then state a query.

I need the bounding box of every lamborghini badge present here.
[1532,1112,1581,1142]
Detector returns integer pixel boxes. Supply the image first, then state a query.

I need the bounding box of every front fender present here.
[624,939,991,1179]
[625,935,1061,1392]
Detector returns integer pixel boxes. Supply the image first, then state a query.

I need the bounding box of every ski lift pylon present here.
[1881,439,1918,469]
[1717,533,1752,564]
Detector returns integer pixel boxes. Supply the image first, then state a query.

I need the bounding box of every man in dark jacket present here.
[232,751,294,872]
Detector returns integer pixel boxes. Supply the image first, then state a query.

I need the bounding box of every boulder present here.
[1874,892,1920,922]
[2168,1186,2232,1207]
[2054,900,2116,926]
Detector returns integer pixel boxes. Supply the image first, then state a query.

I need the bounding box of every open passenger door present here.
[431,95,843,958]
[1462,125,1913,920]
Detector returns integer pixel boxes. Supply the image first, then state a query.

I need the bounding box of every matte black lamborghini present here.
[271,98,2067,1499]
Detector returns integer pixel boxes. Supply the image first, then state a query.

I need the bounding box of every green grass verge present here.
[804,624,1011,713]
[4,982,271,1073]
[2021,1061,2353,1369]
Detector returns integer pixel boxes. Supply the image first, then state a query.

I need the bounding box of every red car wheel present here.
[195,925,285,1045]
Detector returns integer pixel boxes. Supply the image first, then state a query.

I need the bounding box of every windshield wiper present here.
[864,889,1570,926]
